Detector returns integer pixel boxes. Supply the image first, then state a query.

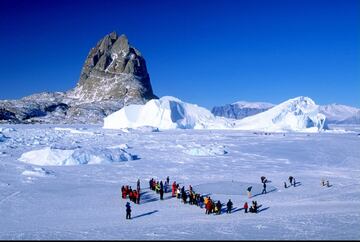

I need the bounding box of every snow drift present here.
[235,96,328,132]
[103,96,234,130]
[18,146,136,166]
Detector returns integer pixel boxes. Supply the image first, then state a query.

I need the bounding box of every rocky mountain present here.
[211,101,275,120]
[0,32,157,124]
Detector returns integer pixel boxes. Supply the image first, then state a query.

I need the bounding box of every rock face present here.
[68,32,156,103]
[0,32,157,124]
[212,101,274,120]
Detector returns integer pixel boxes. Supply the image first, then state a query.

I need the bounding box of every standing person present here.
[226,199,233,214]
[326,180,330,187]
[289,176,293,186]
[244,202,248,213]
[126,202,131,220]
[166,176,170,184]
[321,178,325,186]
[164,180,168,193]
[182,189,187,203]
[284,181,287,189]
[216,200,222,215]
[137,179,140,191]
[172,181,177,197]
[160,187,164,200]
[262,182,267,194]
[247,186,252,198]
[149,178,153,190]
[136,190,140,204]
[206,198,212,214]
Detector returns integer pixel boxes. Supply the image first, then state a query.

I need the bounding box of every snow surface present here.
[0,124,359,239]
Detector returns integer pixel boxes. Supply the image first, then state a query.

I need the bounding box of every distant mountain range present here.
[212,102,360,124]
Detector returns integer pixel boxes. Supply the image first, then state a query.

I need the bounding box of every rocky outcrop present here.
[0,32,158,124]
[68,32,156,103]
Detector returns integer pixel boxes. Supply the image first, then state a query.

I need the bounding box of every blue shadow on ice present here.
[132,210,159,219]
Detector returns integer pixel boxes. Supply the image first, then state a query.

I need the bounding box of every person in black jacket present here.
[226,199,233,213]
[126,202,131,219]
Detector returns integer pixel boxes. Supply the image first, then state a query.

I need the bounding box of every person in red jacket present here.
[172,181,177,197]
[244,202,249,213]
[206,198,213,214]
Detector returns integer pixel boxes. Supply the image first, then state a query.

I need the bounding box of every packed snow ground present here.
[0,124,359,239]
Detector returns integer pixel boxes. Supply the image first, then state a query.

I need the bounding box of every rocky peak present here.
[69,31,157,103]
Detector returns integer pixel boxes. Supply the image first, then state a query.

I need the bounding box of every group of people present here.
[321,178,331,187]
[149,176,170,200]
[121,184,140,204]
[284,176,296,188]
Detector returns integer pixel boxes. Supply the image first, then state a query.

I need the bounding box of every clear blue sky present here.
[0,0,359,108]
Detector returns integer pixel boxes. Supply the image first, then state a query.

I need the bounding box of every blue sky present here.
[0,0,359,108]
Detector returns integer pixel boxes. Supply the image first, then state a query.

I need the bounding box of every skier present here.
[247,186,252,198]
[226,199,233,214]
[289,176,293,186]
[166,176,170,184]
[244,202,248,213]
[262,182,267,194]
[326,180,330,187]
[321,178,325,186]
[126,202,131,220]
[216,201,222,215]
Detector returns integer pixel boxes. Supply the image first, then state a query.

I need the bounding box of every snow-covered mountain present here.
[234,96,328,132]
[104,96,327,132]
[104,96,235,130]
[213,101,360,124]
[0,32,157,124]
[212,101,274,119]
[319,104,360,124]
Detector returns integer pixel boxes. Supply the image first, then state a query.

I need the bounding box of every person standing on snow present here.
[262,182,267,194]
[126,202,131,220]
[160,186,164,200]
[137,179,140,191]
[243,202,249,213]
[172,181,177,197]
[289,176,294,186]
[226,199,233,214]
[216,200,222,215]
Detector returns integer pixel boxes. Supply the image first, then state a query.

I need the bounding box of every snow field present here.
[0,124,359,239]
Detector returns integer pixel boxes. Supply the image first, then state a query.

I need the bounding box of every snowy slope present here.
[319,104,360,124]
[235,96,328,132]
[103,96,235,130]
